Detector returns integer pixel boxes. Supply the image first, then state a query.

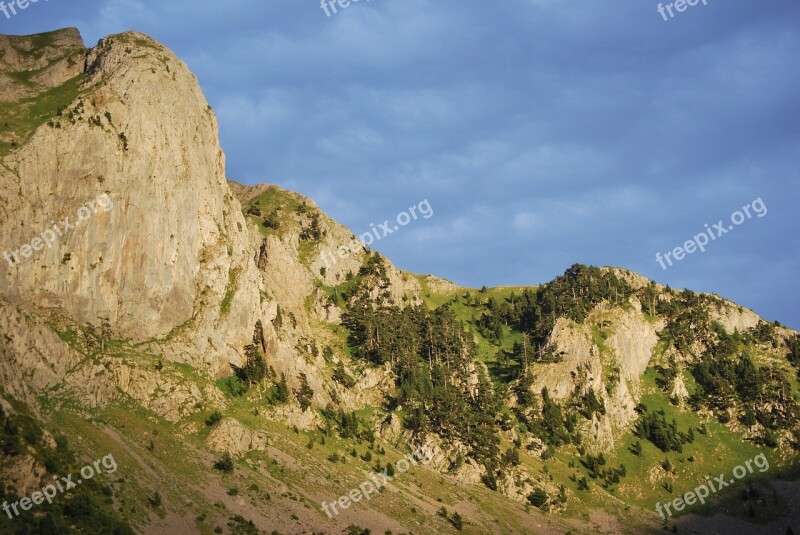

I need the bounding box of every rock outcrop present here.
[206,418,272,456]
[530,299,661,451]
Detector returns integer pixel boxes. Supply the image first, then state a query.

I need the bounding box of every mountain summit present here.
[1,29,798,534]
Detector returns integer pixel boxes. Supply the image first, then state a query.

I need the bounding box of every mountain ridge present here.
[0,28,798,535]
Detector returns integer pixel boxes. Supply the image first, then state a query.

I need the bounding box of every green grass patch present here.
[219,267,242,316]
[240,186,303,238]
[0,73,88,158]
[597,368,783,515]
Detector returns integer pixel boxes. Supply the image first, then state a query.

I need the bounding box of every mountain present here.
[1,28,798,535]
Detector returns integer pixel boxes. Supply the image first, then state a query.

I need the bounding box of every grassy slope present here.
[29,315,581,534]
[240,186,325,267]
[39,389,580,534]
[415,280,530,367]
[0,74,88,158]
[0,30,87,158]
[240,186,303,240]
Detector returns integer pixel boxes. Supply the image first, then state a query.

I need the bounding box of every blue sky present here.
[5,0,799,328]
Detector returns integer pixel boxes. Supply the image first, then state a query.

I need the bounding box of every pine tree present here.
[541,387,569,446]
[333,361,356,388]
[148,491,162,508]
[241,342,267,386]
[295,372,314,411]
[275,373,290,403]
[450,512,463,530]
[528,488,548,508]
[253,319,267,353]
[98,316,112,352]
[213,452,234,472]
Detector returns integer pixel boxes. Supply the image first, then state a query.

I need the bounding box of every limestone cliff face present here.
[0,29,419,416]
[528,298,661,452]
[0,301,83,405]
[0,31,272,380]
[709,300,761,333]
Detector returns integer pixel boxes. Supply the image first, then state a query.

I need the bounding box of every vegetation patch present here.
[0,73,88,158]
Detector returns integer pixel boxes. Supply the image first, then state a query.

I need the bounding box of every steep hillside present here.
[1,29,798,535]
